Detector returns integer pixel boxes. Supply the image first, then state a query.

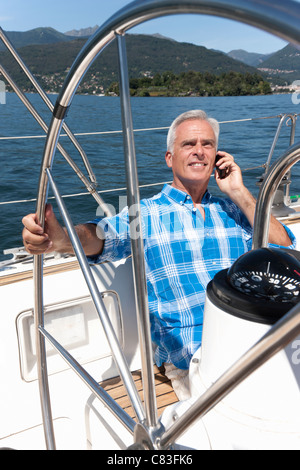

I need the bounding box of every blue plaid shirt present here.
[89,184,295,369]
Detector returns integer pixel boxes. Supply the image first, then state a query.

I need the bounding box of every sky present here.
[0,0,299,54]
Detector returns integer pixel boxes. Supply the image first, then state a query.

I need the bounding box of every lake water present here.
[1,92,300,261]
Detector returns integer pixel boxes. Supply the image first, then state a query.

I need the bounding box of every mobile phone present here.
[215,153,227,179]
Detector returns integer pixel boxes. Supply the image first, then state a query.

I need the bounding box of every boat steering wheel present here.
[33,0,300,450]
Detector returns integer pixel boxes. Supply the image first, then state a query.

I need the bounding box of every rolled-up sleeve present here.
[268,221,297,250]
[87,207,132,264]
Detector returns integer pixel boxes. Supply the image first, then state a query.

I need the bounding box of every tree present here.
[129,78,139,89]
[152,73,162,86]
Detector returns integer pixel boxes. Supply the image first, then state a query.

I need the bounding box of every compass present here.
[227,248,300,303]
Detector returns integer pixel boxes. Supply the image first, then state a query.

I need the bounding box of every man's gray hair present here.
[167,110,220,153]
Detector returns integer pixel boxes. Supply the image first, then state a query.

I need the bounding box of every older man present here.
[22,110,295,399]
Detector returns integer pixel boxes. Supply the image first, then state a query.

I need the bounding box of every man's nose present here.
[194,142,204,156]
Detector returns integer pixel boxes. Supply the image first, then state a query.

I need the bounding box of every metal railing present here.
[4,0,300,450]
[0,112,298,209]
[253,142,300,249]
[257,113,298,216]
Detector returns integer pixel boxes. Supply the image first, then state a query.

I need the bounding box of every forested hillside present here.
[108,70,271,97]
[0,33,266,95]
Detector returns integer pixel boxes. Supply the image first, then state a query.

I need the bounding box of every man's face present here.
[165,119,217,192]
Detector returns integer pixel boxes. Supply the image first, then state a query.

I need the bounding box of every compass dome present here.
[206,248,300,325]
[227,248,300,303]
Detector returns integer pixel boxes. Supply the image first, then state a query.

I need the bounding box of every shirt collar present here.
[162,184,211,206]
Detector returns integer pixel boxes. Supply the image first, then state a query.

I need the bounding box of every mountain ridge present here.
[64,25,99,38]
[227,49,275,67]
[0,27,297,93]
[0,31,261,94]
[0,27,78,50]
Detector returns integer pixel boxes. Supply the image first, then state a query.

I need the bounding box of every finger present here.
[24,240,53,255]
[216,151,234,160]
[23,230,52,251]
[23,227,49,245]
[22,213,44,235]
[216,156,235,173]
[22,223,50,256]
[218,156,234,166]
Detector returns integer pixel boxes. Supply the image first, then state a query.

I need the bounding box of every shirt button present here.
[186,196,190,199]
[192,208,196,212]
[180,201,184,205]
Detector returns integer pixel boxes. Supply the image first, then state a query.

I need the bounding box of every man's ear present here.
[165,151,173,168]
